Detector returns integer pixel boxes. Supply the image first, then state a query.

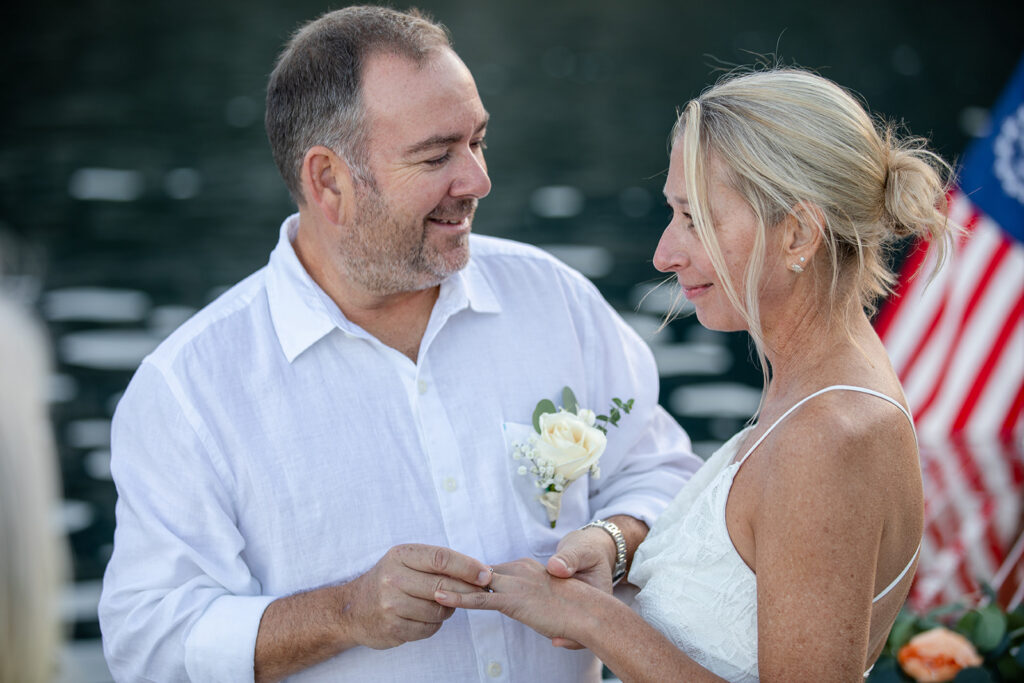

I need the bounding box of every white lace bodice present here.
[629,386,918,682]
[631,430,759,682]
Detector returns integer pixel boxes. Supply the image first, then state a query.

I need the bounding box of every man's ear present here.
[300,146,356,224]
[784,201,825,263]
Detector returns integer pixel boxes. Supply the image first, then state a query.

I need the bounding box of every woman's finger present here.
[434,589,505,611]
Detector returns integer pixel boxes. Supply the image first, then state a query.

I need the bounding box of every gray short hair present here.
[265,6,452,205]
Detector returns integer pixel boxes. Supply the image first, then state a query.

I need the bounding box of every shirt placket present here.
[406,357,511,681]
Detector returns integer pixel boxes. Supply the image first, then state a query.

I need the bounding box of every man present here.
[98,6,699,682]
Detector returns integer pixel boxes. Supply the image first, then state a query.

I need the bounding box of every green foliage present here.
[561,386,578,415]
[532,399,556,433]
[595,397,634,434]
[870,600,1024,683]
[531,385,636,436]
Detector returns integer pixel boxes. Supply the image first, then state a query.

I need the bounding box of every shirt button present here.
[417,380,428,394]
[443,477,458,492]
[486,661,502,678]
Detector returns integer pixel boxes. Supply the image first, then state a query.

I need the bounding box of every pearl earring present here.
[789,263,804,273]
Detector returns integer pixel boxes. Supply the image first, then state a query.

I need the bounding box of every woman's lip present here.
[681,283,713,298]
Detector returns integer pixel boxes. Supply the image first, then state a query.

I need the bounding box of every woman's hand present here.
[434,558,596,645]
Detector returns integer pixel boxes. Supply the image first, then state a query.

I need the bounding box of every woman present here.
[0,292,66,683]
[435,68,957,681]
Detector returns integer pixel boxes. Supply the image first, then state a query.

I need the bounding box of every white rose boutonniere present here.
[513,386,634,527]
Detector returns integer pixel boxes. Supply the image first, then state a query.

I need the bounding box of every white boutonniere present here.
[513,386,634,528]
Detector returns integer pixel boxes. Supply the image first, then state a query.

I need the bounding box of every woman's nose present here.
[652,227,686,273]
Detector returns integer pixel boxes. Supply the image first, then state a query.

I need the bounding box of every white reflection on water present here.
[58,330,162,370]
[67,168,144,202]
[653,343,732,377]
[163,167,202,200]
[618,311,674,345]
[66,419,111,449]
[57,500,94,534]
[669,382,761,418]
[540,243,613,279]
[43,287,151,323]
[629,281,692,316]
[84,450,112,481]
[529,185,584,218]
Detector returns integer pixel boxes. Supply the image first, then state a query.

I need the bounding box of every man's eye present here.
[471,138,487,150]
[425,153,450,166]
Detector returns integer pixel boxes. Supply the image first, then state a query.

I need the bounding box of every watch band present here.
[582,519,627,585]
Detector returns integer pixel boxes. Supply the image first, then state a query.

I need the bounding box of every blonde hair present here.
[673,67,957,368]
[0,295,65,683]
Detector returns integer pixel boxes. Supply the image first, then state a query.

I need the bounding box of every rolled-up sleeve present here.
[99,362,274,682]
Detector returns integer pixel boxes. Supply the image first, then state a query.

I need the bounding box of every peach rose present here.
[897,627,983,682]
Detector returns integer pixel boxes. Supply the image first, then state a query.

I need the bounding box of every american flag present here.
[874,55,1024,610]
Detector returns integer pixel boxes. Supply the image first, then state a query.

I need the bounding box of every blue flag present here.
[959,53,1024,244]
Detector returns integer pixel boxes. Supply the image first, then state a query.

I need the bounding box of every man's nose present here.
[451,150,491,199]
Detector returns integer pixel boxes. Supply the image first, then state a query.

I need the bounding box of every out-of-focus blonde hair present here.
[673,67,956,360]
[0,295,66,683]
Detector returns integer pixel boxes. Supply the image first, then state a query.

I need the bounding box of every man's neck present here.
[292,214,441,363]
[338,285,440,363]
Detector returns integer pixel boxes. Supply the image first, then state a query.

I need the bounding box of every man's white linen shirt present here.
[99,215,699,682]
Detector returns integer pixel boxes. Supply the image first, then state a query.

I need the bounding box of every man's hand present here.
[344,544,493,649]
[545,515,649,650]
[254,544,491,682]
[546,527,616,594]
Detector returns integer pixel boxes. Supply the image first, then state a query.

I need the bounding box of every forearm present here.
[574,589,728,683]
[254,583,356,683]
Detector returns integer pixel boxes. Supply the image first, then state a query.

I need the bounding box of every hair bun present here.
[883,141,950,240]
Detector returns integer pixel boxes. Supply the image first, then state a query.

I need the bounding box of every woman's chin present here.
[694,309,745,334]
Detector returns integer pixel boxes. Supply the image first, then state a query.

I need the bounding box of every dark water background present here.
[2,0,1021,673]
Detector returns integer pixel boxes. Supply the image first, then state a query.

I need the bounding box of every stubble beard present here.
[341,180,475,296]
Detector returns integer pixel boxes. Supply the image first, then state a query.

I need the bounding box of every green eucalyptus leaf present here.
[958,610,981,636]
[887,615,918,652]
[596,414,609,423]
[562,386,578,414]
[610,407,621,424]
[625,398,634,412]
[951,667,994,683]
[532,399,556,433]
[973,605,1008,652]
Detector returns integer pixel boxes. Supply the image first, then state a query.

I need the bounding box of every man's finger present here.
[551,637,584,650]
[397,544,492,586]
[546,554,575,578]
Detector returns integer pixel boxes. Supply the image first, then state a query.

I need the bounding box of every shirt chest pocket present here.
[502,421,592,557]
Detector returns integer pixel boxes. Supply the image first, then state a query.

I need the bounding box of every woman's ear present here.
[300,146,356,224]
[784,201,825,264]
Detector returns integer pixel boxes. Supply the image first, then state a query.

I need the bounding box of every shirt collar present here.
[265,215,502,363]
[265,214,337,363]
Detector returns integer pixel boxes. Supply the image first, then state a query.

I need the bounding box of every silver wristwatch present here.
[582,519,627,585]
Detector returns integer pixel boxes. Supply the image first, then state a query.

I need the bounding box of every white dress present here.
[630,385,919,682]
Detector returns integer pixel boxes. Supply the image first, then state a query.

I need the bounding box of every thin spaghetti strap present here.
[873,541,921,603]
[736,384,916,467]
